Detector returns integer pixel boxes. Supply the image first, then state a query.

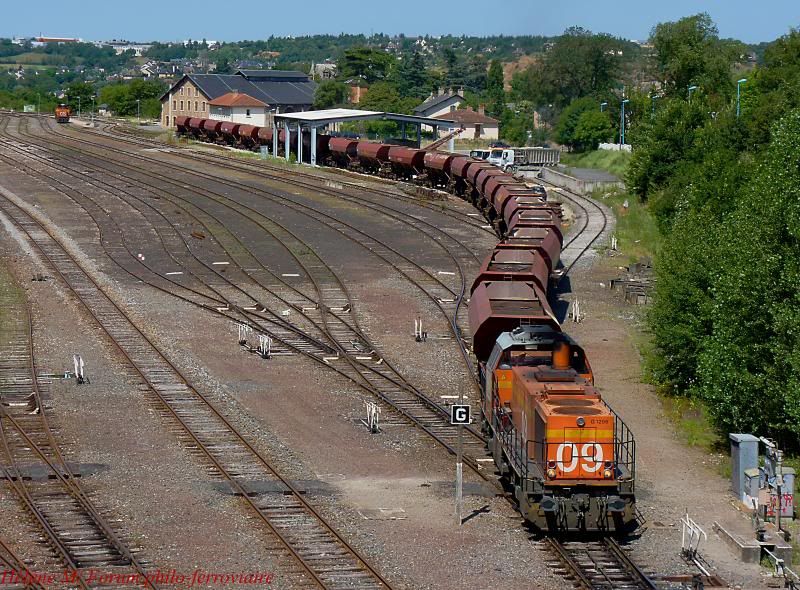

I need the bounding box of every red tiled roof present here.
[208,92,267,107]
[435,108,498,125]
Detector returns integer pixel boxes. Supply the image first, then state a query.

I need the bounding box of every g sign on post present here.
[451,403,470,525]
[451,404,470,425]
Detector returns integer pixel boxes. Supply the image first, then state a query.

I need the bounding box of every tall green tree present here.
[64,81,95,114]
[572,110,614,150]
[98,79,165,118]
[339,47,392,84]
[512,27,623,108]
[443,47,468,89]
[554,96,597,149]
[392,51,430,99]
[693,110,800,445]
[487,59,505,117]
[743,30,800,146]
[650,13,744,97]
[314,80,349,109]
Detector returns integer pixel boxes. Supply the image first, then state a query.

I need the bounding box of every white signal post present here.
[457,418,462,527]
[451,402,471,525]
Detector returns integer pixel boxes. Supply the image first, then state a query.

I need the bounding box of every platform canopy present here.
[274,108,458,130]
[273,108,459,165]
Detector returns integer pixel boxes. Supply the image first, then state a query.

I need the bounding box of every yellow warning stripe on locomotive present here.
[546,429,614,440]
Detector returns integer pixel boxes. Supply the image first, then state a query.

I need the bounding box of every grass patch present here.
[660,395,725,450]
[595,186,660,263]
[561,149,632,178]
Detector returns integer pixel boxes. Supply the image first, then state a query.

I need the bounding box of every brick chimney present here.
[478,104,485,115]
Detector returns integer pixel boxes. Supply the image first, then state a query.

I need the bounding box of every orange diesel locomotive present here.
[55,104,70,123]
[470,226,637,533]
[480,326,636,532]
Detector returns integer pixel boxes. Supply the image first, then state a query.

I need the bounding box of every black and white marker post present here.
[451,400,470,526]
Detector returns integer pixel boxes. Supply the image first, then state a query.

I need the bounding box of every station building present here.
[160,69,316,128]
[208,92,270,127]
[435,106,499,140]
[414,88,465,118]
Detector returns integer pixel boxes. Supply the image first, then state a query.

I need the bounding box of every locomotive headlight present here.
[603,469,613,479]
[576,417,585,427]
[547,468,557,479]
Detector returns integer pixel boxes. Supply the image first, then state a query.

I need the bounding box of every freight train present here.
[174,117,637,533]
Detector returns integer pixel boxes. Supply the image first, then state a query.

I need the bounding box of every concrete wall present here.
[599,142,632,152]
[541,167,624,196]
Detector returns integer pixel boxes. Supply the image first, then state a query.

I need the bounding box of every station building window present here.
[180,100,183,110]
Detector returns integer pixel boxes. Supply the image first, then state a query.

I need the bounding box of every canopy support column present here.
[297,123,303,163]
[285,121,290,161]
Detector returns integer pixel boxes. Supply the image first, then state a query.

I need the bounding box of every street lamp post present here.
[78,96,81,119]
[136,99,141,125]
[91,96,95,126]
[651,94,660,117]
[620,99,630,146]
[737,78,747,118]
[688,85,698,101]
[600,101,608,112]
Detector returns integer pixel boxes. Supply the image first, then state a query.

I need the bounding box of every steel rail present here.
[45,117,482,371]
[544,538,659,590]
[96,120,496,237]
[0,299,156,589]
[0,124,492,482]
[45,117,487,390]
[16,116,489,447]
[537,177,609,278]
[0,194,394,590]
[0,537,48,590]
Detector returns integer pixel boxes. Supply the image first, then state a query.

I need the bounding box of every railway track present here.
[544,537,660,590]
[0,193,393,589]
[100,120,499,238]
[47,117,483,371]
[0,115,673,589]
[1,115,493,474]
[98,117,605,283]
[0,284,155,589]
[1,114,613,485]
[0,537,47,590]
[537,178,611,278]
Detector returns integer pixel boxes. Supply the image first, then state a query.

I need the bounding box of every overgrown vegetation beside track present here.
[561,151,631,179]
[627,25,800,450]
[554,14,800,452]
[596,187,659,263]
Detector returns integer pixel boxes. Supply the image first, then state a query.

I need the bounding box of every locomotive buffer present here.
[451,403,471,525]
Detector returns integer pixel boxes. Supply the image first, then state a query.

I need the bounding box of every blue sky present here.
[3,1,797,44]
